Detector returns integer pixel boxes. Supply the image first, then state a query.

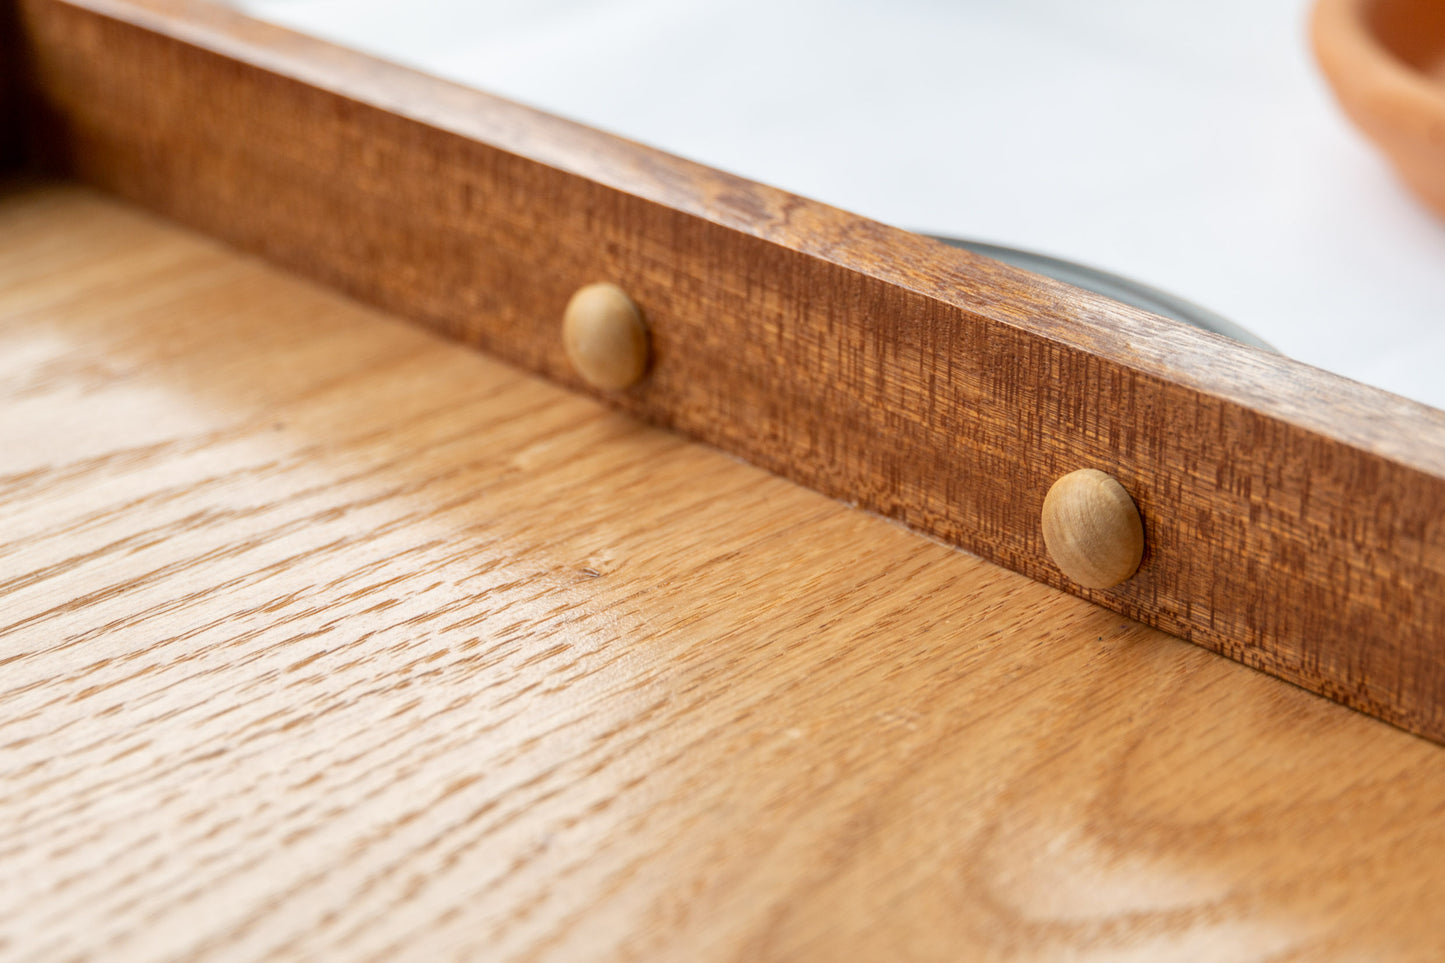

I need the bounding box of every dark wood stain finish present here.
[11,0,1445,740]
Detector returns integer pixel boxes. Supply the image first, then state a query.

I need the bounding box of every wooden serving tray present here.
[3,2,1445,958]
[8,0,1445,742]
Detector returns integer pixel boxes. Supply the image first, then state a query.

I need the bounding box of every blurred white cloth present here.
[243,0,1445,411]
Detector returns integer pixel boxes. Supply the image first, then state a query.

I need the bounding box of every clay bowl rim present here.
[1312,0,1445,143]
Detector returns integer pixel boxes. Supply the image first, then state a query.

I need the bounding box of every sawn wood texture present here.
[6,180,1445,963]
[8,0,1445,741]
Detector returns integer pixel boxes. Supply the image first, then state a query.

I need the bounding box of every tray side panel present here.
[14,0,1445,740]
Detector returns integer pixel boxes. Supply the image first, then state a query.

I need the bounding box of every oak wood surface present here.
[12,0,1445,743]
[5,181,1445,963]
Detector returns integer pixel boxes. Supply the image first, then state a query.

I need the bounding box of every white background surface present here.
[243,0,1445,410]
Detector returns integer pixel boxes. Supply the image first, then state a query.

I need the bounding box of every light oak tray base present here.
[5,182,1445,961]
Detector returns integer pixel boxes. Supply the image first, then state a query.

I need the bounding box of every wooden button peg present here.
[1041,468,1144,589]
[562,282,649,390]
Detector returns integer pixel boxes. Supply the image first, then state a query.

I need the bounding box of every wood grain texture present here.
[6,181,1445,962]
[11,0,1445,743]
[1041,468,1145,590]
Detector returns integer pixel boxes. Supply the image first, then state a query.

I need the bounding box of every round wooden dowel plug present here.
[1041,468,1144,589]
[562,282,649,390]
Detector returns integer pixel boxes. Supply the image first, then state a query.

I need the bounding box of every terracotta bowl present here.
[1313,0,1445,218]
